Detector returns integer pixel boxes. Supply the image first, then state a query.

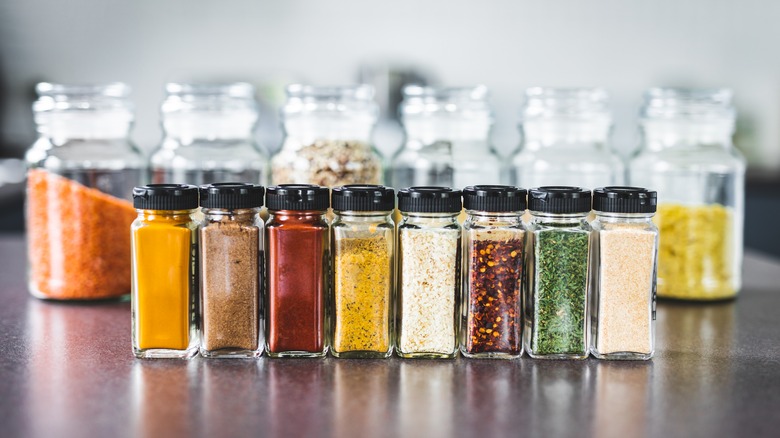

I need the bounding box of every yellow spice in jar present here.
[333,236,392,353]
[655,203,736,300]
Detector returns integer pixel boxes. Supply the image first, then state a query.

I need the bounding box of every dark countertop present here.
[1,235,779,438]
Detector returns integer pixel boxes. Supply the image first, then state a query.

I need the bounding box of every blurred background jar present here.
[25,82,144,300]
[390,85,502,189]
[507,87,623,189]
[271,84,383,187]
[629,88,745,301]
[150,82,268,185]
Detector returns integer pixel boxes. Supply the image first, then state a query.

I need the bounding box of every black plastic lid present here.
[528,186,592,214]
[593,186,657,213]
[397,186,462,213]
[266,184,329,211]
[332,185,395,212]
[133,184,199,210]
[463,185,527,212]
[199,183,264,209]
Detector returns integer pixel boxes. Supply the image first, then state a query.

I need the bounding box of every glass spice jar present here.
[390,85,502,189]
[507,88,624,189]
[26,82,144,300]
[461,185,526,359]
[271,84,383,187]
[131,184,200,359]
[628,88,744,301]
[150,82,269,185]
[590,187,658,361]
[525,186,592,360]
[331,185,395,358]
[265,184,330,357]
[397,187,462,359]
[199,183,264,358]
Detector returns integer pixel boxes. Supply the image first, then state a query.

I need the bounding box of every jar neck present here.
[530,211,589,224]
[403,117,491,144]
[137,209,197,222]
[202,208,259,221]
[35,112,133,141]
[283,117,375,144]
[334,211,392,221]
[594,211,655,222]
[520,120,610,150]
[163,112,256,142]
[268,209,327,223]
[640,119,734,151]
[466,210,523,224]
[402,211,460,226]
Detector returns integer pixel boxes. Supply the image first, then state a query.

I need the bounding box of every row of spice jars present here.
[130,183,657,361]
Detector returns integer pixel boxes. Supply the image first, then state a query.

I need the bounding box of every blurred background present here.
[0,0,778,254]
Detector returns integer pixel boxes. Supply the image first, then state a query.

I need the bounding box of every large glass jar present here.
[271,84,383,187]
[628,88,745,301]
[150,82,268,185]
[391,85,502,189]
[508,87,624,189]
[25,82,144,300]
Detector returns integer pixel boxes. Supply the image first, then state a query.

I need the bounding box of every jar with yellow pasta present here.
[628,88,745,300]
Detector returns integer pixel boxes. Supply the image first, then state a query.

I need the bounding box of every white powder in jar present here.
[596,225,656,355]
[398,227,460,355]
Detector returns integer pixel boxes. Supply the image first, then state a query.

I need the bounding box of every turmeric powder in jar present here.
[331,185,395,358]
[131,184,200,359]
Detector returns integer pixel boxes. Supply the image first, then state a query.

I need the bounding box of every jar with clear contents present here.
[397,187,462,359]
[590,187,657,361]
[331,185,395,358]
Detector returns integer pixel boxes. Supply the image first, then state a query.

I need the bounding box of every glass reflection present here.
[593,362,651,438]
[202,360,264,435]
[398,361,455,436]
[528,361,595,438]
[333,360,394,436]
[131,360,197,438]
[462,360,527,433]
[267,359,332,438]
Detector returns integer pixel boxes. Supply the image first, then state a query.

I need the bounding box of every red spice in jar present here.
[465,237,524,355]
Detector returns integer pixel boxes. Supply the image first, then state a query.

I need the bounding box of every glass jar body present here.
[331,211,395,358]
[590,212,657,360]
[397,213,461,359]
[131,210,200,359]
[629,121,745,301]
[265,210,329,357]
[461,211,525,359]
[524,213,591,360]
[271,85,383,187]
[150,83,268,185]
[199,208,264,358]
[26,83,144,300]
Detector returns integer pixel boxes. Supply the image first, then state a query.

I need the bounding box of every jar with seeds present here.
[590,187,657,360]
[525,186,592,360]
[271,84,383,188]
[461,185,526,359]
[397,186,462,359]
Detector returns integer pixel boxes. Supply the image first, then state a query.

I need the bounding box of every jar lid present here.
[332,185,395,212]
[266,184,329,211]
[593,186,657,214]
[133,184,199,210]
[528,186,591,214]
[199,183,264,209]
[463,185,527,212]
[397,186,462,213]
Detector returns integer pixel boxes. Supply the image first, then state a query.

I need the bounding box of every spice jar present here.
[590,187,658,360]
[199,183,264,358]
[525,186,592,360]
[461,185,526,359]
[331,185,395,358]
[265,184,330,357]
[397,187,462,359]
[150,83,269,185]
[271,84,383,187]
[131,184,199,359]
[390,85,502,189]
[508,88,624,189]
[26,82,145,300]
[629,88,744,301]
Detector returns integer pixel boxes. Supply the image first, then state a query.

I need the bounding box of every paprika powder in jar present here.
[265,184,329,357]
[461,185,526,359]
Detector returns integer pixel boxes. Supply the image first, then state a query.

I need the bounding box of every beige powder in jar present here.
[271,139,382,187]
[398,227,460,355]
[596,225,656,355]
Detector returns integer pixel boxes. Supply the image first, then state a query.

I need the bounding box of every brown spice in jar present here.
[200,220,260,351]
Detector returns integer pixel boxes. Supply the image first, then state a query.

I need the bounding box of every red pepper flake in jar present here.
[461,185,526,359]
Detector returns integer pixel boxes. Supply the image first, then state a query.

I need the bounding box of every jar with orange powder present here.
[25,82,145,300]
